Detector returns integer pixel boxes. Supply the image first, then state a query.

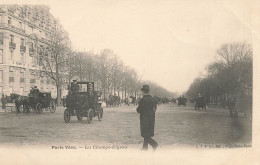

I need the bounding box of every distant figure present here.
[136,85,158,151]
[71,80,79,94]
[1,94,6,110]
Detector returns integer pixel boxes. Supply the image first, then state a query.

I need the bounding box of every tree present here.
[186,42,253,105]
[40,29,70,106]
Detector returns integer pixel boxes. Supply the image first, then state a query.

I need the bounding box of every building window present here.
[29,42,34,57]
[30,73,36,83]
[20,72,24,83]
[30,42,33,48]
[0,33,3,45]
[21,38,24,46]
[29,42,33,50]
[9,71,14,83]
[39,56,43,66]
[8,18,12,25]
[10,35,14,43]
[0,70,3,82]
[0,49,3,64]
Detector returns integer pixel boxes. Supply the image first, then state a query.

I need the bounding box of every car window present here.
[79,84,88,92]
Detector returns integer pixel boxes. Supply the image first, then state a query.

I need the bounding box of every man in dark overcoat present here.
[137,85,158,150]
[71,80,79,94]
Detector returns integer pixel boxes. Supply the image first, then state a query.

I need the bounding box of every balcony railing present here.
[9,77,14,83]
[20,78,25,83]
[7,24,25,33]
[19,14,25,19]
[20,45,26,52]
[7,9,15,15]
[9,42,16,49]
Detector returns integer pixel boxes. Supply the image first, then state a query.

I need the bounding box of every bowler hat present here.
[141,85,150,91]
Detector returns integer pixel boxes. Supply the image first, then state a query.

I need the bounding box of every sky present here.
[39,0,252,94]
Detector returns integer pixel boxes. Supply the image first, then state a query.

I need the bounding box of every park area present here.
[0,103,252,149]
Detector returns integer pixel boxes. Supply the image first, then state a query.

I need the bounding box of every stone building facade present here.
[0,5,69,98]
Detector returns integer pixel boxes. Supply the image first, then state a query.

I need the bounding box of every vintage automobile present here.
[177,96,187,107]
[64,81,103,123]
[28,91,56,114]
[194,96,207,110]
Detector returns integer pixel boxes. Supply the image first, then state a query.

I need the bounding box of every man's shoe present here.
[141,147,148,151]
[153,143,158,151]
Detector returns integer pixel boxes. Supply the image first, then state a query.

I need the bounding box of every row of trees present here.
[186,42,253,105]
[32,29,175,105]
[67,49,177,100]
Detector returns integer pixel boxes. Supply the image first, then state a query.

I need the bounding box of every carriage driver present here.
[33,86,40,98]
[71,80,79,94]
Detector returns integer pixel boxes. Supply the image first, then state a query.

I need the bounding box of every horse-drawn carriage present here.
[106,94,120,107]
[64,81,103,123]
[194,96,207,110]
[177,96,187,106]
[28,91,56,113]
[10,88,56,114]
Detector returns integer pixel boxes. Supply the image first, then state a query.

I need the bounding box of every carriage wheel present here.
[98,107,103,121]
[64,109,71,123]
[50,101,56,113]
[77,114,83,121]
[87,108,93,124]
[36,103,42,114]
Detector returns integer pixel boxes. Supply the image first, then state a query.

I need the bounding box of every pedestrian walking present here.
[136,85,158,151]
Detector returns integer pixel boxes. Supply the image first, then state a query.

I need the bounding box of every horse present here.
[10,93,30,114]
[106,95,121,107]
